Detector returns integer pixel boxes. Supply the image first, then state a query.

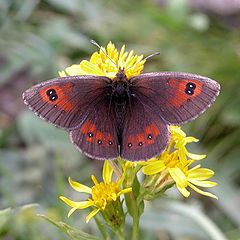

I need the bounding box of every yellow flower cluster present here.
[60,161,132,223]
[59,41,146,79]
[141,126,217,199]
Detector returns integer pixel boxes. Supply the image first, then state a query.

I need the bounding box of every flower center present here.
[91,182,120,209]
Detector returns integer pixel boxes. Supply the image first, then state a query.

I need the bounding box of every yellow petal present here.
[68,177,92,194]
[90,52,100,63]
[188,180,217,188]
[59,196,92,209]
[168,168,188,188]
[91,175,99,185]
[117,188,132,198]
[86,208,100,223]
[58,71,67,77]
[178,148,188,163]
[67,207,78,218]
[188,168,215,180]
[176,184,190,197]
[170,126,186,137]
[184,137,199,143]
[111,193,117,201]
[79,60,104,75]
[188,183,218,199]
[65,64,86,76]
[186,152,206,160]
[103,161,113,184]
[142,161,165,175]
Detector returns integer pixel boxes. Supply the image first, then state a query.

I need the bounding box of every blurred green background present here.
[0,0,240,239]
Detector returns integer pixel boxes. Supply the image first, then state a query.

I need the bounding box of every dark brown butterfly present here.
[23,64,220,161]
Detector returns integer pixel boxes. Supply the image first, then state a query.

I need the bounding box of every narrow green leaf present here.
[39,214,99,240]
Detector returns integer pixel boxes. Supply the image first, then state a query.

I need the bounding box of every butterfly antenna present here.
[90,40,117,67]
[125,51,160,72]
[143,52,160,61]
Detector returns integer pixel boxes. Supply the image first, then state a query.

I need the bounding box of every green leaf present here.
[39,215,99,240]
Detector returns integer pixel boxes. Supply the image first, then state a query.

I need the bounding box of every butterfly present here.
[23,66,220,161]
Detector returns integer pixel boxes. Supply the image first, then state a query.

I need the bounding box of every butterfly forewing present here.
[120,96,170,161]
[23,76,112,130]
[130,72,220,125]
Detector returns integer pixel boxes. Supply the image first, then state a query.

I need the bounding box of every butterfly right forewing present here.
[130,72,220,125]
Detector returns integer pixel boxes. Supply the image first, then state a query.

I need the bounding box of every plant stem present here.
[129,192,139,240]
[115,227,125,240]
[94,214,110,240]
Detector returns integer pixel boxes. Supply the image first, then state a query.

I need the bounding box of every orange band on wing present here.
[169,79,203,108]
[39,83,74,112]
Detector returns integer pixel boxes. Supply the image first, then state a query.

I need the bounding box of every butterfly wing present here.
[69,97,119,160]
[120,97,169,161]
[23,75,119,160]
[130,72,220,125]
[23,75,112,130]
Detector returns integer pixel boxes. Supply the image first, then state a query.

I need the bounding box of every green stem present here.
[129,192,139,240]
[115,227,125,240]
[94,214,110,240]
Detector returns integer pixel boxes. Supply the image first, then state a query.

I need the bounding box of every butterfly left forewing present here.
[130,72,220,125]
[23,76,111,130]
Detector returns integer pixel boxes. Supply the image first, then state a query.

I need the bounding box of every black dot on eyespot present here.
[138,142,143,147]
[185,89,194,95]
[49,94,58,101]
[98,140,102,145]
[147,134,153,139]
[108,141,113,145]
[61,110,65,114]
[187,98,191,102]
[54,105,57,108]
[88,132,93,138]
[46,88,56,96]
[186,82,196,89]
[128,143,132,148]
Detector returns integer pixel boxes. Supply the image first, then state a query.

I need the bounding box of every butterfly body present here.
[23,70,220,161]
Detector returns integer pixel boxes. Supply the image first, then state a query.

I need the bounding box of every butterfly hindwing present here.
[130,72,220,125]
[23,76,111,130]
[69,98,119,160]
[120,97,170,161]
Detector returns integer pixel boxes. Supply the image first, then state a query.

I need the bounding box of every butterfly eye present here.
[186,82,196,89]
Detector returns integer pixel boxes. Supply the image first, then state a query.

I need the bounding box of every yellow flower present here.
[60,161,132,223]
[141,126,218,199]
[59,41,146,79]
[169,164,217,199]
